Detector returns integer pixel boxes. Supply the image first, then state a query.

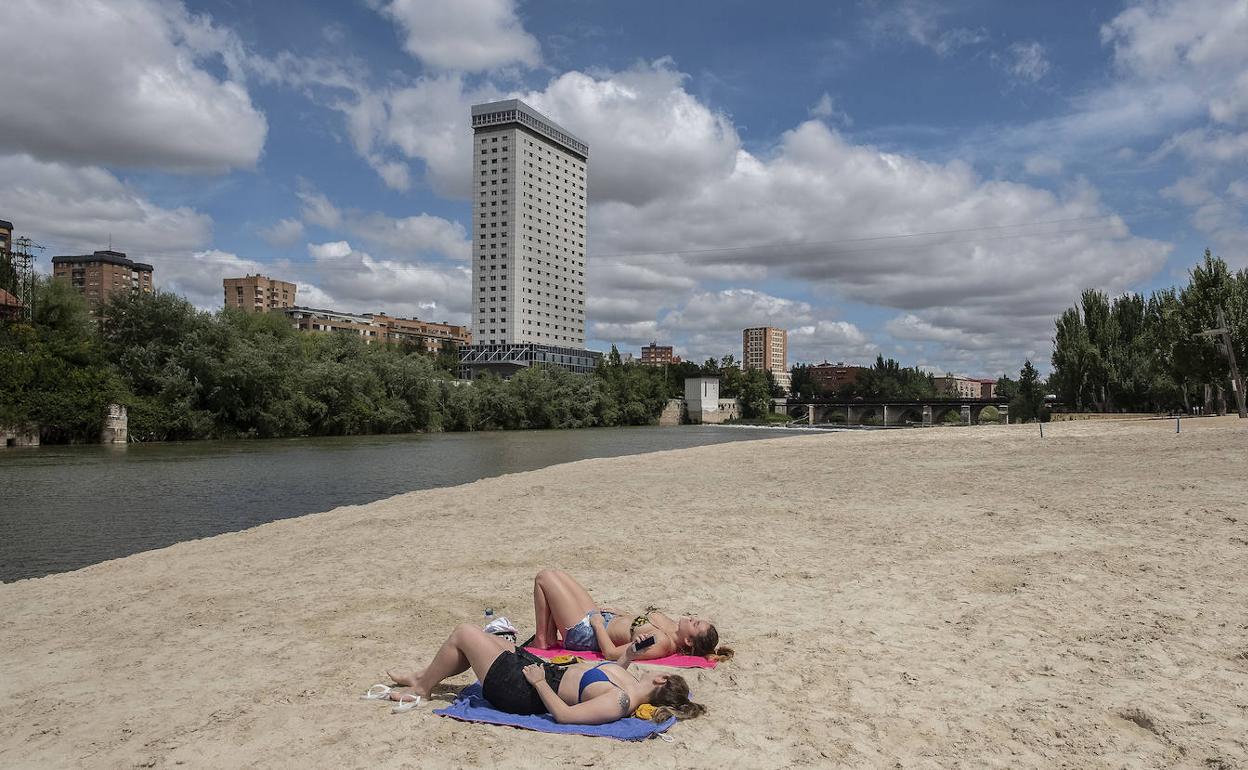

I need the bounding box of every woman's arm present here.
[523,666,631,725]
[588,612,627,658]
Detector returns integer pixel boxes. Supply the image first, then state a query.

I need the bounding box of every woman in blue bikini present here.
[381,623,705,724]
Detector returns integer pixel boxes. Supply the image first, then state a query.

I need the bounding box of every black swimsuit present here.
[481,648,568,715]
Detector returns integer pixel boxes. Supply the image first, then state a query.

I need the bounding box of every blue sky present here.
[2,0,1246,376]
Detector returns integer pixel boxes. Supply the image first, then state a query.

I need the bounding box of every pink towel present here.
[524,646,717,669]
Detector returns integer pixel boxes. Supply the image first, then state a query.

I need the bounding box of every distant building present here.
[0,288,24,322]
[808,361,867,394]
[0,219,12,255]
[283,306,472,351]
[224,274,297,313]
[742,327,787,372]
[743,326,789,392]
[933,375,983,399]
[51,250,153,311]
[977,378,998,399]
[459,98,597,378]
[371,313,472,352]
[640,343,680,366]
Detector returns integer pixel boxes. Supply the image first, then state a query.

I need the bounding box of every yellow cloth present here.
[549,654,579,665]
[633,703,657,721]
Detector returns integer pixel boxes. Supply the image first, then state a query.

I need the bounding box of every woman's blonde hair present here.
[648,675,706,722]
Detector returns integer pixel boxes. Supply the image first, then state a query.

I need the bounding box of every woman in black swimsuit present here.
[382,622,706,724]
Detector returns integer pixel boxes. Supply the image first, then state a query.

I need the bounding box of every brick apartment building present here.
[808,361,868,394]
[933,375,997,399]
[224,274,297,313]
[743,326,790,392]
[640,343,680,366]
[283,306,471,351]
[51,249,153,311]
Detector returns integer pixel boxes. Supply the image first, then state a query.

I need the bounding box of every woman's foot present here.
[387,669,421,688]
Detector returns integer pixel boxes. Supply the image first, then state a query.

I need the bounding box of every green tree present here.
[1011,360,1045,422]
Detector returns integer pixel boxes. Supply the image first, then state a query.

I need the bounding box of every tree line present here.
[0,282,679,443]
[1050,250,1247,414]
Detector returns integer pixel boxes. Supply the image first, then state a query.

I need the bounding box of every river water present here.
[0,425,811,582]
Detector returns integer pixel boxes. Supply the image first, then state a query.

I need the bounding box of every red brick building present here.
[808,361,867,394]
[640,343,680,366]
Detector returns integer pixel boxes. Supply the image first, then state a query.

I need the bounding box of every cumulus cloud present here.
[296,185,471,261]
[0,154,211,258]
[0,0,266,171]
[375,0,540,71]
[304,240,471,321]
[160,250,269,309]
[258,218,306,248]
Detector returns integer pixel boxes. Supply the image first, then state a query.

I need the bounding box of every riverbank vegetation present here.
[1,284,678,443]
[1050,251,1247,414]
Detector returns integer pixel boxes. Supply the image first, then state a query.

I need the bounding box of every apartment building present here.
[640,343,680,366]
[51,250,153,311]
[808,361,868,394]
[933,375,985,399]
[224,274,297,313]
[0,219,11,255]
[283,306,471,351]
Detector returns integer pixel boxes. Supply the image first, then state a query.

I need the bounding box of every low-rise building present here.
[51,249,153,311]
[640,343,680,366]
[808,361,867,394]
[0,219,12,255]
[371,313,472,352]
[977,378,998,399]
[224,274,297,313]
[933,375,983,399]
[0,288,24,322]
[283,306,472,351]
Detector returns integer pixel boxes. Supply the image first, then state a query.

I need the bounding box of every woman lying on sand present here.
[381,623,705,724]
[532,568,733,662]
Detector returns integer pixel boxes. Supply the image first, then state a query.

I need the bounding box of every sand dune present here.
[2,417,1246,768]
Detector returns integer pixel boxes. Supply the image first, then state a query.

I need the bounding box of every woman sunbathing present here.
[380,622,704,724]
[531,568,734,662]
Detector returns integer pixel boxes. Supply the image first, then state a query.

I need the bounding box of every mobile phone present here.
[634,635,656,650]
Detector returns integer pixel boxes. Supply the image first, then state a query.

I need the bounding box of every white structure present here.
[685,377,722,424]
[470,99,588,347]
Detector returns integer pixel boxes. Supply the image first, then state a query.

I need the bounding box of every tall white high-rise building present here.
[470,99,588,347]
[460,100,599,377]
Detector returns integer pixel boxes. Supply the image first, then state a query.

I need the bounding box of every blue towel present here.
[433,683,676,741]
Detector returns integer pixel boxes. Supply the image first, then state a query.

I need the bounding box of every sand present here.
[1,417,1246,768]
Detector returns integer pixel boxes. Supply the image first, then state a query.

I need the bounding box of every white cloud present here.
[810,93,853,126]
[304,240,471,321]
[297,185,470,261]
[0,0,266,172]
[0,154,211,258]
[160,249,268,309]
[1001,41,1051,83]
[376,0,540,72]
[1023,155,1064,176]
[258,218,305,248]
[864,0,987,57]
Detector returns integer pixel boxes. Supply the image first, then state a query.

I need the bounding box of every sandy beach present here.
[1,417,1246,768]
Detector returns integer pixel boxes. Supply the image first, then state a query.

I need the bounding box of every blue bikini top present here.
[577,662,622,702]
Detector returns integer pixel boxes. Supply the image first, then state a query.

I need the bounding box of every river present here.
[0,425,813,582]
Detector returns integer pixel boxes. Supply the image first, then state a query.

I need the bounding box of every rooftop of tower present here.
[470,99,588,159]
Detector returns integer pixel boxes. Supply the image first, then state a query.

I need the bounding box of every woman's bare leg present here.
[388,623,510,699]
[532,569,603,646]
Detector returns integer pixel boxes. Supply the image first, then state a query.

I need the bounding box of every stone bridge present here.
[778,398,1010,427]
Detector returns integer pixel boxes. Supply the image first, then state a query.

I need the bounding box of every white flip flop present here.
[361,684,393,701]
[391,693,424,714]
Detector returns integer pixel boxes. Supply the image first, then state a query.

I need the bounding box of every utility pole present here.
[1194,306,1247,418]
